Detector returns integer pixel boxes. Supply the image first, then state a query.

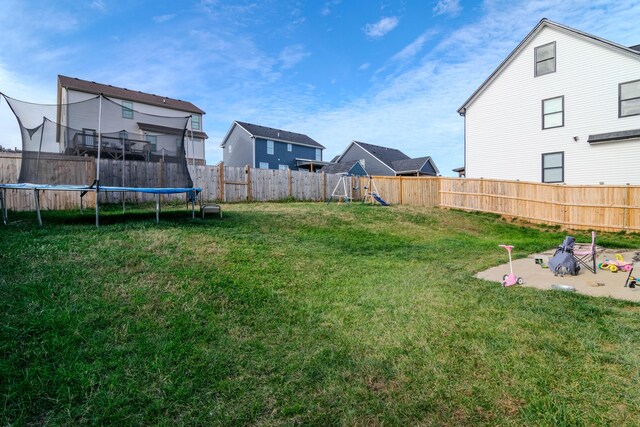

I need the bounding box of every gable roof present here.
[458,19,640,114]
[339,141,410,169]
[391,156,440,175]
[321,161,368,176]
[58,75,205,115]
[233,121,325,149]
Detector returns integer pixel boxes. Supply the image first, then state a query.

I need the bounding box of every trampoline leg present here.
[191,191,196,219]
[34,189,42,227]
[1,188,7,225]
[155,193,160,224]
[95,189,99,228]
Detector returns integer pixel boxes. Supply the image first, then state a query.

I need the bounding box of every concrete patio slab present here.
[476,248,640,302]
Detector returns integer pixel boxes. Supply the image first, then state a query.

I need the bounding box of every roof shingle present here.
[58,75,205,115]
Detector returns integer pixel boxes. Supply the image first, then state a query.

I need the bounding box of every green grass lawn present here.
[1,203,640,425]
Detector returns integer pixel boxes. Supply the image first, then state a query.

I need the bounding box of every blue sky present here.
[1,0,640,175]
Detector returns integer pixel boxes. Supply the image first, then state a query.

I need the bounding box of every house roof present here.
[347,141,410,167]
[391,156,439,175]
[58,75,205,115]
[458,19,640,114]
[233,121,325,149]
[321,161,366,175]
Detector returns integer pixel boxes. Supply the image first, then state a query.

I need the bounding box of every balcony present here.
[69,132,151,160]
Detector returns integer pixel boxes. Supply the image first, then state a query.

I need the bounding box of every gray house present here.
[58,75,208,165]
[330,141,439,176]
[221,121,327,171]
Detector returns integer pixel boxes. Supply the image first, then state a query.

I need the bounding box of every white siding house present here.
[58,75,208,165]
[459,19,640,185]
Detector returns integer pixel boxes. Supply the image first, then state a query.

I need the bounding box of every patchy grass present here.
[1,203,640,425]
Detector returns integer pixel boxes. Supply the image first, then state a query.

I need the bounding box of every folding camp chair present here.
[573,231,597,274]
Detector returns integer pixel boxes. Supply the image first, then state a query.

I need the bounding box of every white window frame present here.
[259,162,269,169]
[267,140,274,155]
[287,143,292,152]
[122,101,134,119]
[278,164,289,170]
[315,148,321,161]
[191,115,201,130]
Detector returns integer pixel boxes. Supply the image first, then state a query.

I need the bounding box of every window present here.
[287,143,292,152]
[619,79,640,117]
[542,96,564,129]
[228,144,232,154]
[535,42,556,76]
[278,164,289,170]
[542,152,564,183]
[83,128,96,146]
[122,101,133,119]
[267,140,274,155]
[315,148,321,161]
[191,115,201,130]
[259,162,269,169]
[145,134,157,151]
[359,159,365,169]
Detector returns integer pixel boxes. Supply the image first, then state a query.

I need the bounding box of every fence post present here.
[245,164,252,201]
[479,178,484,212]
[625,183,631,231]
[563,184,568,227]
[218,162,225,202]
[322,172,326,201]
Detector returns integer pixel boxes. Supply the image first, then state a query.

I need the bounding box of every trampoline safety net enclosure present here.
[0,93,201,226]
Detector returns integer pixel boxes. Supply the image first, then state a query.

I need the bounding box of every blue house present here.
[220,121,327,171]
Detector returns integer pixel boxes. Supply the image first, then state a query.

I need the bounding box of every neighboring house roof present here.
[391,156,440,175]
[458,19,640,114]
[231,121,325,149]
[137,122,209,140]
[321,161,368,176]
[58,75,205,115]
[348,141,410,166]
[335,141,438,175]
[452,167,465,173]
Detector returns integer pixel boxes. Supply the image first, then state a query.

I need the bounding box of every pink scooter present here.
[499,244,524,286]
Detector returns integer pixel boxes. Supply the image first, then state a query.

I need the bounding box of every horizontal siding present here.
[466,25,640,184]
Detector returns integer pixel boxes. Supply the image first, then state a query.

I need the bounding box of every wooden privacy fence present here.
[439,178,640,232]
[1,153,639,232]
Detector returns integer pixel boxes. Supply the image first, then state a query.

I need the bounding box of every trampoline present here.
[0,183,201,226]
[0,92,202,226]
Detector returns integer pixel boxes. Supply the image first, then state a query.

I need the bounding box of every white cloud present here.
[359,62,370,71]
[153,14,175,23]
[391,31,433,62]
[91,0,106,12]
[433,0,462,16]
[278,44,311,69]
[321,0,341,16]
[363,16,399,38]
